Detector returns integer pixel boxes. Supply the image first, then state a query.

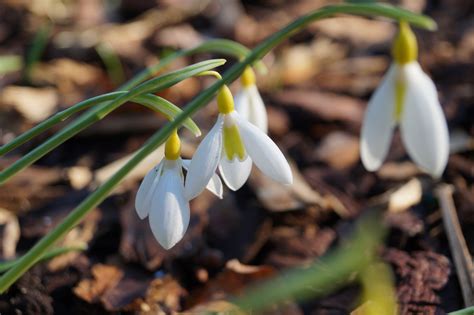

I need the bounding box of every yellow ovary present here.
[164,130,181,160]
[240,66,256,87]
[392,21,418,65]
[217,85,235,114]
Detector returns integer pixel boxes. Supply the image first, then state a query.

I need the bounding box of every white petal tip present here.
[135,210,147,220]
[361,159,382,173]
[159,239,179,250]
[184,186,199,201]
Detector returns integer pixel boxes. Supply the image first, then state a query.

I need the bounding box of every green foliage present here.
[0,2,436,304]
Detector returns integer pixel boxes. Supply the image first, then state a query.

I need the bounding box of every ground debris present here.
[384,248,451,314]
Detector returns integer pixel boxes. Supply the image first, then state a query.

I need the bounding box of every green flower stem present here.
[119,39,259,91]
[0,245,87,273]
[0,59,225,185]
[0,3,435,292]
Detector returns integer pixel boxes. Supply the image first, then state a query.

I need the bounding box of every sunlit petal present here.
[400,62,449,178]
[247,85,268,133]
[184,115,224,200]
[360,64,397,171]
[135,161,163,219]
[182,159,223,198]
[219,156,252,191]
[234,89,250,121]
[235,112,292,185]
[149,160,190,250]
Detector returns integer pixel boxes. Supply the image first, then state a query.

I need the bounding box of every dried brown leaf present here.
[74,264,124,304]
[0,208,19,259]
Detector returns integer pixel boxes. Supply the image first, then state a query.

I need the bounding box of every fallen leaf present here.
[0,86,58,123]
[315,131,360,170]
[274,89,364,126]
[0,207,19,259]
[249,162,348,217]
[67,166,93,190]
[74,264,123,304]
[154,24,203,49]
[187,259,276,308]
[135,275,186,314]
[312,16,395,47]
[377,162,421,181]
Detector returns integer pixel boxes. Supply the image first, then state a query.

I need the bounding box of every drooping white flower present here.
[234,66,268,133]
[360,21,449,178]
[135,131,222,249]
[185,85,292,200]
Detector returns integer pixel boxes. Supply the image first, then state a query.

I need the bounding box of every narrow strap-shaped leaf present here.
[0,59,225,184]
[0,39,260,154]
[0,245,86,273]
[133,94,201,136]
[0,91,200,156]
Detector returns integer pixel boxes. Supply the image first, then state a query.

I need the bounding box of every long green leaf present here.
[0,59,225,184]
[0,92,200,156]
[0,245,87,273]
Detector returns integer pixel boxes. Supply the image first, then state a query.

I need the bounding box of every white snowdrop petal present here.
[206,173,224,198]
[234,89,250,121]
[149,160,190,250]
[400,62,449,178]
[184,116,224,200]
[135,162,162,219]
[235,112,293,185]
[360,64,397,171]
[247,85,268,133]
[182,159,223,198]
[218,156,252,191]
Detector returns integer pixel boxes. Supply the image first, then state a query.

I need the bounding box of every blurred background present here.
[0,0,473,314]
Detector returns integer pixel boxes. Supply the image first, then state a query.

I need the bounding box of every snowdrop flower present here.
[234,66,268,133]
[185,84,292,200]
[360,21,449,178]
[135,131,223,249]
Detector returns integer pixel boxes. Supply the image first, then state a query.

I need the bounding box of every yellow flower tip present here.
[217,85,234,114]
[392,20,418,64]
[223,121,246,161]
[165,130,181,160]
[240,66,256,87]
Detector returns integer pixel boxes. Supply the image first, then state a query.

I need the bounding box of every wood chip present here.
[387,178,423,213]
[0,207,19,259]
[274,89,364,125]
[436,184,474,306]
